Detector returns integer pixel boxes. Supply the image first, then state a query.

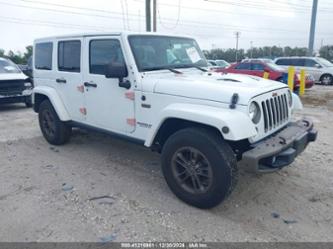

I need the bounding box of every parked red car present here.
[219,59,314,89]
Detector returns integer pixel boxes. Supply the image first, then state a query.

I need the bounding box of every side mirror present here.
[105,63,128,79]
[315,64,322,68]
[105,63,131,89]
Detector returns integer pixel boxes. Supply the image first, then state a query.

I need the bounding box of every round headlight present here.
[249,101,261,124]
[287,90,293,107]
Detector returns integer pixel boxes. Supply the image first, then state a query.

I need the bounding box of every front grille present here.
[261,93,289,132]
[0,79,26,96]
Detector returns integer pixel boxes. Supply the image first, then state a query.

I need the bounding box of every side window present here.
[293,59,305,66]
[89,39,125,75]
[276,59,290,66]
[58,40,81,72]
[35,42,53,70]
[251,63,264,71]
[235,63,250,70]
[304,59,317,67]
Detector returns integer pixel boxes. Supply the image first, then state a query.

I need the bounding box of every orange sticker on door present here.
[126,118,136,126]
[77,85,84,93]
[79,107,87,115]
[125,91,135,100]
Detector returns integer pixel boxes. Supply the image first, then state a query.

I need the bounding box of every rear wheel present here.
[38,100,71,145]
[161,127,238,209]
[320,74,333,85]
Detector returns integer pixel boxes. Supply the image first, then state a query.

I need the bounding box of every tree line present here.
[204,45,333,63]
[1,44,333,65]
[0,46,33,65]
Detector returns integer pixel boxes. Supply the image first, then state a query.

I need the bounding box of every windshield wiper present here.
[143,67,182,74]
[167,68,182,74]
[175,64,208,72]
[192,65,208,72]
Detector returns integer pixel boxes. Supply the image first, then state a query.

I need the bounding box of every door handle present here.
[56,78,67,83]
[84,82,97,88]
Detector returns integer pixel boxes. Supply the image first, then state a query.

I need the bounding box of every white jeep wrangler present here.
[32,32,317,208]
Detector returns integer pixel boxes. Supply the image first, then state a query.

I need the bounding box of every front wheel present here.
[161,127,238,209]
[38,100,72,145]
[320,74,333,85]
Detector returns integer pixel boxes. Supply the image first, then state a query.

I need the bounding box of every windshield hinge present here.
[229,93,239,109]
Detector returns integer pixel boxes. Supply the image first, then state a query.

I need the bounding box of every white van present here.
[275,57,333,85]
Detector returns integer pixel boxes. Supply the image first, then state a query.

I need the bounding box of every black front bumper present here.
[0,95,31,104]
[240,119,317,173]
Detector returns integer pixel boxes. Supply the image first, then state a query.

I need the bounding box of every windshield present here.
[316,57,333,67]
[128,35,207,72]
[0,58,21,74]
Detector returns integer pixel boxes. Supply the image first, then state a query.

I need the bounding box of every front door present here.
[303,58,323,82]
[82,37,135,133]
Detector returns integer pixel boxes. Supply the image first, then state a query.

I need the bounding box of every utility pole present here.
[145,0,151,32]
[234,31,241,62]
[308,0,318,56]
[153,0,157,32]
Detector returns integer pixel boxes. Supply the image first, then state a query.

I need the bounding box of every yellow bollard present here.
[263,72,270,79]
[288,66,295,90]
[300,69,306,96]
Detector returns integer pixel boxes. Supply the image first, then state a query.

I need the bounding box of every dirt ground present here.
[0,86,332,242]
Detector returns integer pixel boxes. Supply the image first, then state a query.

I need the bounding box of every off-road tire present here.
[38,99,71,145]
[161,127,238,209]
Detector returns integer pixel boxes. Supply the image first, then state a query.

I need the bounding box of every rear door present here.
[55,38,85,122]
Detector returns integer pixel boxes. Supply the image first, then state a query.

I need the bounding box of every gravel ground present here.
[0,86,332,242]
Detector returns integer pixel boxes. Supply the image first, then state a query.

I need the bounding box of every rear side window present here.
[275,59,291,66]
[235,63,250,70]
[293,59,305,66]
[35,42,53,70]
[251,63,264,71]
[58,40,81,72]
[89,39,125,75]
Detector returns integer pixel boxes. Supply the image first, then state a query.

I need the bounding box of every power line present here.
[204,0,333,13]
[5,0,333,34]
[0,17,106,31]
[0,1,314,34]
[157,0,181,30]
[133,0,317,19]
[1,0,332,46]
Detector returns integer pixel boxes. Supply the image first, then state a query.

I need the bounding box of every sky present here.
[0,0,332,53]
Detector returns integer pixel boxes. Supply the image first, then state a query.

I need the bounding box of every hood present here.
[0,72,27,81]
[142,70,288,105]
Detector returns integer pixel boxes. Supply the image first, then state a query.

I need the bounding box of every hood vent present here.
[217,78,241,82]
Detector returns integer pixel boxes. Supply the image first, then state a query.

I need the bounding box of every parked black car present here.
[0,57,33,107]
